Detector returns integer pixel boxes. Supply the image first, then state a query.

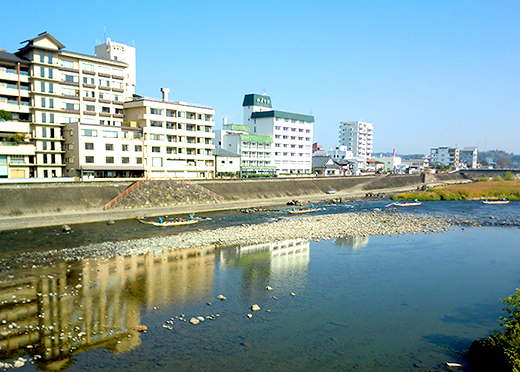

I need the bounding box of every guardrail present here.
[103,177,148,210]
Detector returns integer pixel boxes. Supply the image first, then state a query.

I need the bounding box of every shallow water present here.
[0,224,519,370]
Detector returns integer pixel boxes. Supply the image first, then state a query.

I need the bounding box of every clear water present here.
[0,201,519,371]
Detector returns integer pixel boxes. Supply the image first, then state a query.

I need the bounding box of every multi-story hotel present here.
[0,51,33,178]
[242,94,314,175]
[339,121,374,159]
[123,88,215,178]
[430,146,460,168]
[1,32,133,178]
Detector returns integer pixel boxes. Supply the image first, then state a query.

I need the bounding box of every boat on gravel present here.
[139,219,198,227]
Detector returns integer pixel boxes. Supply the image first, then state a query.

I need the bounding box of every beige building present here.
[11,32,132,178]
[0,51,33,178]
[123,89,215,178]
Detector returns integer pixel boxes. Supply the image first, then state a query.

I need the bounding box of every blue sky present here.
[2,0,518,154]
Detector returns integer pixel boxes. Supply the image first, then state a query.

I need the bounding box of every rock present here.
[251,304,261,312]
[106,220,115,225]
[216,295,227,301]
[197,316,205,322]
[62,225,72,232]
[265,286,273,291]
[246,314,253,318]
[132,325,147,332]
[290,293,296,296]
[14,360,24,368]
[190,318,200,325]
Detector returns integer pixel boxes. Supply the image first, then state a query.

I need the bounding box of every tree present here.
[497,158,510,169]
[0,110,11,121]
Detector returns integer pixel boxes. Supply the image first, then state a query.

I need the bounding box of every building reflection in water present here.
[0,246,215,371]
[217,239,310,300]
[335,236,369,249]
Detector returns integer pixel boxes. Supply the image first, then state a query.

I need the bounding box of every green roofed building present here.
[242,93,314,175]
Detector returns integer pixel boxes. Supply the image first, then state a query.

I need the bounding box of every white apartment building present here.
[0,51,33,178]
[12,32,132,178]
[123,89,215,179]
[339,121,373,159]
[460,147,478,169]
[430,146,459,167]
[326,145,354,161]
[214,147,240,177]
[242,94,314,175]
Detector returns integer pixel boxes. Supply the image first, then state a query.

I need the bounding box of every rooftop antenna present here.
[262,88,266,96]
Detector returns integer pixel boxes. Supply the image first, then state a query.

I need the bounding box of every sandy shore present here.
[2,210,463,269]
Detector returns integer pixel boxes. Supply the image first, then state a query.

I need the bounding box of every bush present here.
[504,172,516,181]
[477,177,490,182]
[493,175,504,181]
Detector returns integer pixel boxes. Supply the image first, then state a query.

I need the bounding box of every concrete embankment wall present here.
[0,182,132,217]
[197,174,424,201]
[0,173,465,218]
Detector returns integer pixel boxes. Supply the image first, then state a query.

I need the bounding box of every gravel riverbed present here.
[0,210,473,270]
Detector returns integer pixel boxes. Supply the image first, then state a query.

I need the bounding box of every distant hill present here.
[478,150,520,167]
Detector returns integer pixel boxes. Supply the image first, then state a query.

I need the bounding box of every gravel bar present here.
[0,210,465,270]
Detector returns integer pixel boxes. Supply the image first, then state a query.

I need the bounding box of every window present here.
[62,74,78,83]
[106,156,114,164]
[50,114,54,123]
[41,82,45,92]
[84,90,95,98]
[105,143,114,151]
[152,146,160,153]
[150,108,164,115]
[61,60,74,68]
[98,66,109,74]
[136,157,143,164]
[49,83,54,93]
[101,106,110,113]
[112,68,123,76]
[177,111,185,118]
[99,79,110,87]
[122,157,130,164]
[66,144,73,150]
[205,114,212,121]
[85,105,95,112]
[40,67,45,78]
[150,121,163,127]
[113,94,123,101]
[135,145,142,152]
[40,52,45,63]
[99,92,110,100]
[112,81,123,89]
[41,113,46,123]
[103,130,118,138]
[49,98,54,109]
[81,129,97,137]
[61,87,78,97]
[67,157,74,164]
[48,68,53,79]
[62,102,79,110]
[83,77,95,85]
[85,143,94,150]
[41,97,46,108]
[42,141,47,150]
[118,144,127,152]
[152,157,162,167]
[85,156,94,163]
[43,154,48,164]
[115,108,123,115]
[149,134,164,141]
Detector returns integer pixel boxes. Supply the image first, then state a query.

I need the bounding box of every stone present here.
[251,304,261,312]
[246,314,253,318]
[14,360,24,368]
[132,325,147,332]
[216,294,227,301]
[190,318,200,325]
[106,220,115,225]
[291,293,296,296]
[62,225,72,232]
[265,286,273,291]
[197,316,205,322]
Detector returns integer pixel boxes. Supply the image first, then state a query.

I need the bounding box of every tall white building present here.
[242,94,314,175]
[460,147,478,169]
[95,38,136,99]
[430,146,459,167]
[339,121,373,159]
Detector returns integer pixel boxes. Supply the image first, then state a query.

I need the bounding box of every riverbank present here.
[1,210,482,269]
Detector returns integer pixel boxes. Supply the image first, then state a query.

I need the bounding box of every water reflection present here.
[0,246,215,371]
[335,236,369,249]
[217,240,310,300]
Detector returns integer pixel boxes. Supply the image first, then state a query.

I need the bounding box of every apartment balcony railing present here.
[0,68,29,76]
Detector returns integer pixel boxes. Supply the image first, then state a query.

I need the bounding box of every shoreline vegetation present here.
[392,179,520,201]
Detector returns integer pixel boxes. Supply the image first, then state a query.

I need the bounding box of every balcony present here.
[82,83,96,89]
[112,75,124,80]
[82,70,95,75]
[112,114,124,118]
[98,72,111,78]
[0,141,35,156]
[61,81,79,87]
[62,94,80,100]
[99,112,111,117]
[83,97,96,102]
[98,98,111,104]
[59,67,79,73]
[98,86,111,91]
[83,111,97,116]
[112,88,124,93]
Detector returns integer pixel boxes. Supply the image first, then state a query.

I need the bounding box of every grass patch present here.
[392,181,520,201]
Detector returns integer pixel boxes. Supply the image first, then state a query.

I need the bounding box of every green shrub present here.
[477,177,490,182]
[493,175,504,181]
[504,172,516,181]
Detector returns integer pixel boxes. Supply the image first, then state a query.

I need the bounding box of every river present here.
[0,201,518,371]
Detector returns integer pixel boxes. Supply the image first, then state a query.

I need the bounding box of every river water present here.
[0,201,519,371]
